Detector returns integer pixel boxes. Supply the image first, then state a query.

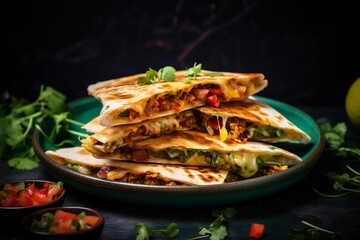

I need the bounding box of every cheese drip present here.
[216,116,229,142]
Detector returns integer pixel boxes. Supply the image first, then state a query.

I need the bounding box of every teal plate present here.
[33,96,325,207]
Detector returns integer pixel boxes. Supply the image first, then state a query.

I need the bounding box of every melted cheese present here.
[218,116,229,142]
[231,152,259,178]
[184,151,259,178]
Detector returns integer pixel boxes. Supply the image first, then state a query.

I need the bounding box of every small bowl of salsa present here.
[0,180,65,226]
[21,206,104,240]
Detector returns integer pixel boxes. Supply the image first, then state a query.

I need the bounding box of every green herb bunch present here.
[0,86,84,170]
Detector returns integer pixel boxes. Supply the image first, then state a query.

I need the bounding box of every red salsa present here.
[0,181,63,207]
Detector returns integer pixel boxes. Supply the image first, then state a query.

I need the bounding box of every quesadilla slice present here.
[195,97,311,143]
[81,97,310,156]
[81,110,197,153]
[45,147,233,186]
[88,70,267,126]
[83,130,302,178]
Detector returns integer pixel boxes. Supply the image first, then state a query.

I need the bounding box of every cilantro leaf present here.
[135,222,179,240]
[321,122,347,150]
[135,223,153,240]
[187,208,236,240]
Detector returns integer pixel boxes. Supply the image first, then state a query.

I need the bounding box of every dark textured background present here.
[2,0,359,107]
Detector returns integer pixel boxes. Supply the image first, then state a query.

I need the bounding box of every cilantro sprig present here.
[137,66,176,85]
[0,86,85,170]
[135,222,179,240]
[320,122,360,159]
[186,207,236,240]
[287,220,360,239]
[313,122,360,197]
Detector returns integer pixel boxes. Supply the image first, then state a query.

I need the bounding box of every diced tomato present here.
[83,215,100,227]
[208,88,224,96]
[43,182,51,190]
[18,190,33,206]
[25,183,36,196]
[54,210,79,224]
[54,219,75,234]
[1,192,18,207]
[47,184,62,199]
[31,191,52,205]
[207,94,219,107]
[3,183,20,193]
[249,223,265,239]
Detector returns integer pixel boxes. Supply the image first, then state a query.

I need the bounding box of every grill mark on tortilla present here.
[106,92,135,101]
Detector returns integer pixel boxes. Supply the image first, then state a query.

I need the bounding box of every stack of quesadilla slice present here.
[45,68,311,186]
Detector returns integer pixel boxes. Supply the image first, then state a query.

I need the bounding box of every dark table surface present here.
[1,106,360,240]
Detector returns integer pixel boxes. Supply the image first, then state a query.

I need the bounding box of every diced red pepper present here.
[83,215,100,227]
[54,209,79,224]
[54,219,74,234]
[207,94,219,107]
[249,223,265,239]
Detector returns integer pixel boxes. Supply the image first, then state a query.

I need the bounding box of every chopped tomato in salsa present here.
[0,181,63,207]
[31,210,100,234]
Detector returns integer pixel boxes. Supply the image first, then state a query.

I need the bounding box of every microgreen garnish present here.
[137,66,176,85]
[0,86,85,170]
[135,222,179,240]
[185,62,204,79]
[186,207,236,240]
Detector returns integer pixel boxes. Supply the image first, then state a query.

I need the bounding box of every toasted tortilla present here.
[45,147,230,186]
[81,96,309,156]
[195,97,311,143]
[88,70,267,126]
[81,110,197,153]
[85,130,302,178]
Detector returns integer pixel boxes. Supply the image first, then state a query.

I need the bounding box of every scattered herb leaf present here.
[287,220,360,240]
[186,207,236,240]
[135,222,179,240]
